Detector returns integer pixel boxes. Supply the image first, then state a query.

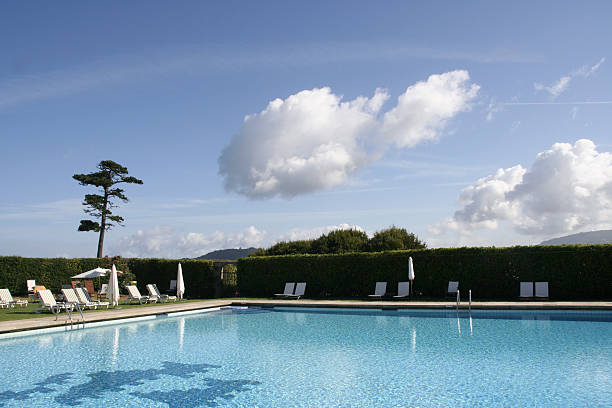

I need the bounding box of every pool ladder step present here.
[456,290,473,313]
[65,302,85,331]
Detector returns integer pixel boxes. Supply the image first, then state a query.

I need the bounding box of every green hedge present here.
[237,245,612,300]
[0,257,216,298]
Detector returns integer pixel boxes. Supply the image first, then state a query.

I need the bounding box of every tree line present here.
[251,226,426,256]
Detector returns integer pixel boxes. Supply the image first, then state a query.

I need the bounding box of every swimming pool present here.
[0,307,610,407]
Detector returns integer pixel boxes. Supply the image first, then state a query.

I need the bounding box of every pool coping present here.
[0,299,610,335]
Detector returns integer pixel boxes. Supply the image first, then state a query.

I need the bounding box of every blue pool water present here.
[0,307,610,407]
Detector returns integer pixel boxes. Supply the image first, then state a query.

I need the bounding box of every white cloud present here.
[219,71,479,199]
[431,139,612,237]
[534,57,605,98]
[571,106,578,120]
[380,71,479,147]
[486,98,502,121]
[534,76,571,98]
[111,223,371,257]
[277,223,366,242]
[1,43,528,111]
[574,57,606,77]
[113,225,267,258]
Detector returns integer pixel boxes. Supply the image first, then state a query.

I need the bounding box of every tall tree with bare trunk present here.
[73,160,143,258]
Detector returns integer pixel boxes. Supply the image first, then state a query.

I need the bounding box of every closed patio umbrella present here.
[408,257,415,296]
[108,264,120,307]
[177,263,185,300]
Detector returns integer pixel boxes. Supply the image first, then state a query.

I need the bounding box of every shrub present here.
[0,257,216,298]
[368,227,426,251]
[238,245,612,300]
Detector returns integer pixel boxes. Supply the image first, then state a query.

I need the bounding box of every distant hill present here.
[540,230,612,246]
[196,247,259,260]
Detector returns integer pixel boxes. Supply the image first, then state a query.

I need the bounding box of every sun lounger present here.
[274,282,296,298]
[535,282,549,299]
[154,284,176,301]
[146,284,176,302]
[27,280,36,295]
[62,288,93,309]
[36,289,74,315]
[83,280,95,295]
[99,283,108,298]
[167,280,177,295]
[146,284,161,302]
[369,282,387,298]
[286,282,306,299]
[393,282,410,298]
[0,288,28,307]
[75,287,109,309]
[447,281,459,297]
[519,282,534,299]
[125,285,155,304]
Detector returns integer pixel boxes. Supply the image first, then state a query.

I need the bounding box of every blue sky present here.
[1,1,612,258]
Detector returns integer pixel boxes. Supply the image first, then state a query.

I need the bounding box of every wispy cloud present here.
[379,159,489,179]
[534,76,571,98]
[533,57,605,98]
[571,106,578,120]
[0,199,81,221]
[0,43,537,110]
[501,100,612,106]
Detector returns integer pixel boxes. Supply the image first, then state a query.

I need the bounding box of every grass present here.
[0,298,204,322]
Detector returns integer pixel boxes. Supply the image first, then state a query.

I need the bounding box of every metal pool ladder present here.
[65,302,85,330]
[456,290,460,312]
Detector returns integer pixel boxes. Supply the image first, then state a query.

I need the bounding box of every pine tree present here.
[73,160,143,257]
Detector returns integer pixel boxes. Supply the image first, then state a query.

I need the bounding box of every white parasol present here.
[408,257,415,295]
[108,264,120,307]
[177,263,185,300]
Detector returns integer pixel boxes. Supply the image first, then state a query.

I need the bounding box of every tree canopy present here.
[73,160,143,258]
[368,226,427,251]
[251,226,426,256]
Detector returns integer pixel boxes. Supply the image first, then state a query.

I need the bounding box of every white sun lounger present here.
[61,288,95,309]
[75,287,109,309]
[99,283,109,299]
[36,289,74,315]
[535,282,549,299]
[286,282,306,299]
[0,288,28,307]
[447,281,459,297]
[147,284,176,302]
[154,284,176,301]
[393,282,410,298]
[126,285,155,304]
[369,282,387,298]
[274,282,295,298]
[519,282,534,298]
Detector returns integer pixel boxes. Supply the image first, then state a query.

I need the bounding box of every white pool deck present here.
[1,298,610,335]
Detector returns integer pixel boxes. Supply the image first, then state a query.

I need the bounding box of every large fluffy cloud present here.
[113,226,267,258]
[432,139,612,236]
[219,71,479,199]
[380,70,479,147]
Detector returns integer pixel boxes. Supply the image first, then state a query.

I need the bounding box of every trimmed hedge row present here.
[0,257,216,298]
[237,245,612,300]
